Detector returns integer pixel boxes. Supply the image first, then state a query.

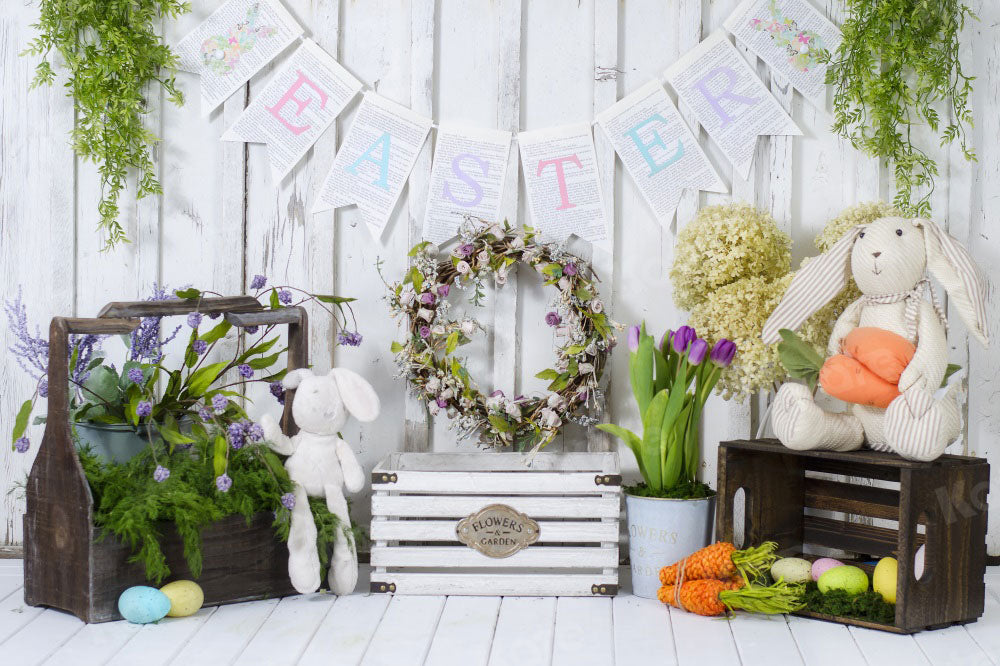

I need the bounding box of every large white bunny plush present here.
[260,367,380,595]
[761,216,989,462]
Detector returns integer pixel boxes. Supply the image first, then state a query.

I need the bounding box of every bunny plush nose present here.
[872,251,881,258]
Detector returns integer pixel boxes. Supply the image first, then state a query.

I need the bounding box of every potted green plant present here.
[598,323,735,598]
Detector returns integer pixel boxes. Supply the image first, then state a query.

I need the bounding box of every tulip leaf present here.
[641,390,670,492]
[596,423,646,482]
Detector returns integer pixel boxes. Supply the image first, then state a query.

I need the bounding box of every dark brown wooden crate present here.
[23,300,309,623]
[716,439,990,634]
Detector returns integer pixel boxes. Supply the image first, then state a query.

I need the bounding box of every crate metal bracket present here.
[590,583,618,596]
[372,472,398,484]
[371,581,396,593]
[594,474,621,486]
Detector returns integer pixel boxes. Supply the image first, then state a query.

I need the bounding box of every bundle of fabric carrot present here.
[657,541,806,617]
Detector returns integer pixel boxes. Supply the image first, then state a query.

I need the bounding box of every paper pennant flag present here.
[313,92,433,238]
[221,39,363,180]
[724,0,843,108]
[422,126,512,245]
[664,31,801,178]
[596,81,727,228]
[518,124,609,244]
[175,0,304,115]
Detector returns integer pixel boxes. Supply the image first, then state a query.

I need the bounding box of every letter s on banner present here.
[443,153,488,207]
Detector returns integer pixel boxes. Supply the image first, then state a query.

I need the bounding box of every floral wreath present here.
[384,222,618,451]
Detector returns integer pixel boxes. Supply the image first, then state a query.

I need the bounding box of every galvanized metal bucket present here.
[625,493,716,599]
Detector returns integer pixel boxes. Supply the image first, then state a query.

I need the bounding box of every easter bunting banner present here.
[178,0,839,244]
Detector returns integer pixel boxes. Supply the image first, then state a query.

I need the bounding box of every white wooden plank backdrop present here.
[2,0,999,553]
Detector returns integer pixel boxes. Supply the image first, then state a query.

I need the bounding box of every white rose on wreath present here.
[382,222,619,450]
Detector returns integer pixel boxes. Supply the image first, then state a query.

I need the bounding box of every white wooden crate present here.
[369,452,621,596]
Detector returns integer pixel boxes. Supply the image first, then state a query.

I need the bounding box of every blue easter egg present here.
[118,585,171,624]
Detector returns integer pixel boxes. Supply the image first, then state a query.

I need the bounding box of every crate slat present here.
[371,494,620,519]
[373,470,616,494]
[802,515,902,557]
[371,572,619,596]
[371,545,618,568]
[370,519,618,543]
[376,452,618,473]
[803,478,900,521]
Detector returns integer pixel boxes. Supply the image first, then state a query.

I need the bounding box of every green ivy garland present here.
[825,0,977,216]
[24,0,191,249]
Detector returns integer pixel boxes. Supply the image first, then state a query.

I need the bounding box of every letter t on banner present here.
[222,39,363,180]
[313,92,433,239]
[596,81,726,228]
[518,124,609,244]
[664,31,800,178]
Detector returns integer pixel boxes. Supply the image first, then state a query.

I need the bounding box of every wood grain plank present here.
[551,597,614,666]
[425,596,502,666]
[848,625,929,665]
[729,613,804,666]
[488,596,557,666]
[0,588,45,644]
[964,586,1000,664]
[43,619,142,666]
[232,593,338,666]
[785,615,867,666]
[105,607,219,666]
[371,494,620,518]
[667,606,741,665]
[0,609,84,665]
[612,595,677,665]
[370,573,616,597]
[167,598,280,666]
[913,624,994,666]
[360,595,446,666]
[298,593,391,666]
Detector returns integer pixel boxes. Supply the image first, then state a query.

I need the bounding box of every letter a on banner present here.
[596,81,726,228]
[664,31,800,178]
[313,92,433,238]
[422,126,512,245]
[518,124,609,244]
[222,39,363,180]
[174,0,304,115]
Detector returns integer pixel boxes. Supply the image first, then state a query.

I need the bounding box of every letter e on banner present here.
[266,70,329,135]
[625,114,684,176]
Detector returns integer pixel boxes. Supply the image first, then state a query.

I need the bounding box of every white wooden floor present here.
[1,559,998,666]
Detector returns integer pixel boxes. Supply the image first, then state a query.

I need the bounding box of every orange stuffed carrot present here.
[658,578,805,617]
[659,541,778,586]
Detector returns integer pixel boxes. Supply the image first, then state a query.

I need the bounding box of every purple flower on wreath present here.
[198,406,213,421]
[419,325,431,339]
[192,339,208,355]
[269,381,285,403]
[280,492,296,510]
[456,243,475,258]
[244,325,259,335]
[545,312,562,327]
[435,397,449,409]
[127,367,145,385]
[419,292,436,305]
[228,422,246,450]
[238,364,254,379]
[247,422,265,442]
[14,437,29,454]
[337,331,363,347]
[136,401,153,418]
[490,389,504,398]
[277,289,293,305]
[187,312,202,329]
[436,284,450,298]
[212,394,228,415]
[250,274,267,290]
[215,474,233,493]
[563,263,578,276]
[153,465,170,483]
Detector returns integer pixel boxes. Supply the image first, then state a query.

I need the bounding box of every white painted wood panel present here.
[371,494,620,519]
[424,596,502,666]
[612,594,677,665]
[488,596,557,666]
[3,0,1000,555]
[550,597,615,666]
[374,573,616,597]
[370,519,618,543]
[360,595,446,666]
[297,593,390,666]
[371,545,617,569]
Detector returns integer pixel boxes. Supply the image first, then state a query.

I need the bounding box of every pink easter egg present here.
[811,557,844,582]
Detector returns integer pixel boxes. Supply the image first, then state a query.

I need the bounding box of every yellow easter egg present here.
[159,580,204,618]
[872,557,898,604]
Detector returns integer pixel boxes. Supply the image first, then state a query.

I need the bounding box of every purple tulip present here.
[672,325,695,354]
[710,339,737,368]
[627,325,640,352]
[687,338,709,365]
[545,312,562,327]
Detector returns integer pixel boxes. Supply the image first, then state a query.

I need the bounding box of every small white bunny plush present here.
[260,367,380,595]
[761,216,989,461]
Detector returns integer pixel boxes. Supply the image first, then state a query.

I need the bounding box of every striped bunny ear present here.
[761,226,864,344]
[914,218,989,347]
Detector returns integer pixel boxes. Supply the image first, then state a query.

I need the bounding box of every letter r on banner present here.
[625,114,685,176]
[346,132,392,191]
[692,66,759,127]
[266,70,329,136]
[443,153,488,207]
[537,155,581,211]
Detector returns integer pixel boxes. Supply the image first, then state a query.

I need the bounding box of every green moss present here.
[802,581,895,625]
[624,480,715,500]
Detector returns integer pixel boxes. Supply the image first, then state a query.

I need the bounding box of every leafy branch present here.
[824,0,977,216]
[23,0,191,249]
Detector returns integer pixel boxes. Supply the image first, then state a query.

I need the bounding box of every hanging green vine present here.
[825,0,977,216]
[23,0,191,249]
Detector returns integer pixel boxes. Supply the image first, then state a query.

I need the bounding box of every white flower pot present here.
[624,492,716,599]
